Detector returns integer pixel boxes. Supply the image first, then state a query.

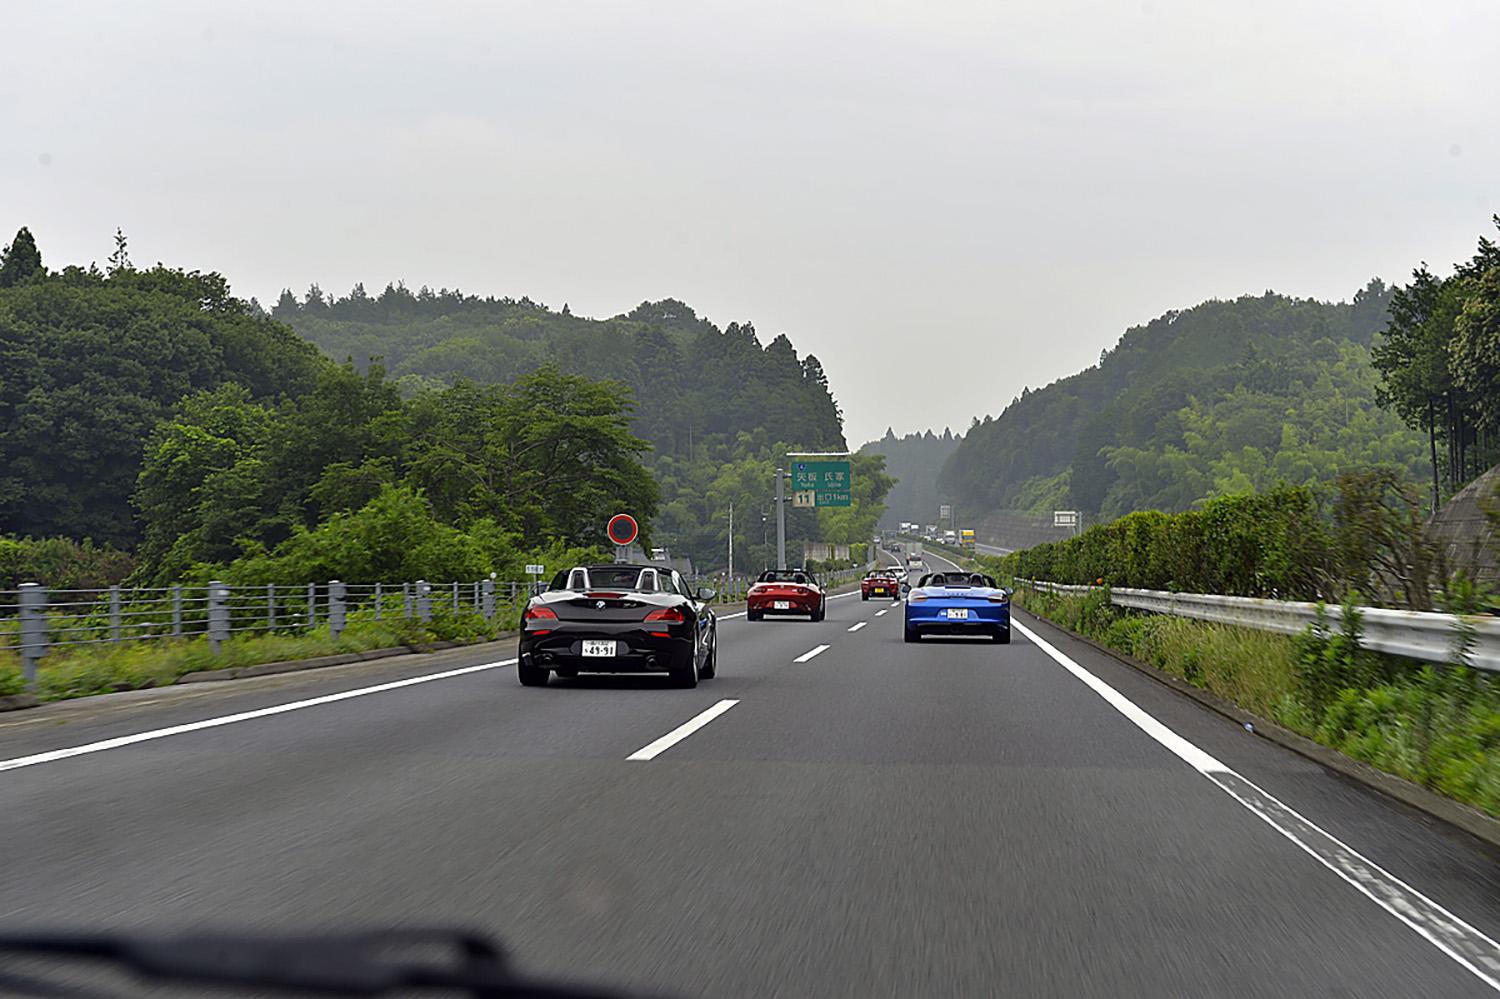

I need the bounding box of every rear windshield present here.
[758,570,812,584]
[922,573,998,588]
[549,567,663,591]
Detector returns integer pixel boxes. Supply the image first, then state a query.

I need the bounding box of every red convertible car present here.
[861,570,901,601]
[747,569,826,621]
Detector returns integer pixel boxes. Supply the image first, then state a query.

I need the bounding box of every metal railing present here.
[1016,580,1500,673]
[0,578,533,690]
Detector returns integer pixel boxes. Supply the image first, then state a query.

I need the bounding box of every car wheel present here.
[903,625,920,643]
[747,608,762,621]
[812,604,825,622]
[700,632,718,679]
[862,592,869,601]
[993,627,1011,644]
[671,645,700,688]
[518,661,550,686]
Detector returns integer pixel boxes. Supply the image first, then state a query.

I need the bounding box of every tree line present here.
[940,218,1500,527]
[940,280,1421,521]
[0,229,654,585]
[0,227,888,585]
[1371,218,1500,508]
[274,284,884,571]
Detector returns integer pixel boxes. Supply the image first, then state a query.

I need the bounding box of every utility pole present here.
[775,466,788,570]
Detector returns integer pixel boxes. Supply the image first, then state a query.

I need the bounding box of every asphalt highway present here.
[2,548,1500,997]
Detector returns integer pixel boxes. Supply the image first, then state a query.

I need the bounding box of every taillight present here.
[909,592,928,602]
[644,607,685,624]
[524,605,558,624]
[987,592,1010,604]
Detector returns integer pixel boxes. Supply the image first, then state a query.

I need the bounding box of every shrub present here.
[0,535,136,589]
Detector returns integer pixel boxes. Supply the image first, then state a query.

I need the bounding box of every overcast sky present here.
[5,0,1498,445]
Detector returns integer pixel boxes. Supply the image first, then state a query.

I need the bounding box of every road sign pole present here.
[775,467,787,570]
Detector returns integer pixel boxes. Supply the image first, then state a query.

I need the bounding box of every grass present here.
[1014,587,1500,819]
[0,603,516,703]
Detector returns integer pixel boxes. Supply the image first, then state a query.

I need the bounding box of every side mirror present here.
[901,582,911,593]
[696,586,717,602]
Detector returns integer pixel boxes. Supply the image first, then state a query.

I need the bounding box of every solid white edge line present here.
[1012,619,1500,992]
[793,644,830,663]
[0,659,518,774]
[625,699,739,761]
[847,622,867,632]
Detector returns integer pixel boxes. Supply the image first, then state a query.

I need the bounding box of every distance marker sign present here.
[790,458,852,508]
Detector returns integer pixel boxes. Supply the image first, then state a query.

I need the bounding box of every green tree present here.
[1451,266,1500,437]
[0,260,325,546]
[217,484,519,586]
[133,385,276,582]
[0,227,43,287]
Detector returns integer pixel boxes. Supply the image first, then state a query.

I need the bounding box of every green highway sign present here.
[789,458,852,507]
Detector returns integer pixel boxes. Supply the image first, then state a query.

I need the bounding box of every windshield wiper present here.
[0,928,669,998]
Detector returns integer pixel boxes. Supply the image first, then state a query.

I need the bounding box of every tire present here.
[700,632,718,679]
[747,608,762,621]
[518,660,550,686]
[993,627,1011,645]
[862,593,869,601]
[903,625,920,643]
[812,603,825,622]
[671,644,700,688]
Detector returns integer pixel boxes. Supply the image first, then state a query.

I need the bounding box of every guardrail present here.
[0,578,531,690]
[1016,580,1500,673]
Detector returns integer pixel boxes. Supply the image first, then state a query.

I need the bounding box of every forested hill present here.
[940,282,1430,521]
[273,287,846,463]
[860,428,962,529]
[273,285,873,571]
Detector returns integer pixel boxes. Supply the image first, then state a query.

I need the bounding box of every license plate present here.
[581,640,616,657]
[773,601,791,610]
[945,608,969,620]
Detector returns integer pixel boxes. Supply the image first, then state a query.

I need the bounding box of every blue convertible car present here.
[902,571,1011,644]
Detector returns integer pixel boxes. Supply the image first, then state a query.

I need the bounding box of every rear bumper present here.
[905,606,1010,633]
[747,597,821,615]
[518,624,692,672]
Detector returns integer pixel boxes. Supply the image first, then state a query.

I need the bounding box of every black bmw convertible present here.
[517,564,719,688]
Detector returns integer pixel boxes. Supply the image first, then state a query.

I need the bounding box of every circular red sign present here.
[607,513,639,546]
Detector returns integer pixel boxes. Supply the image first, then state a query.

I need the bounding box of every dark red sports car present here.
[861,570,900,601]
[746,569,825,621]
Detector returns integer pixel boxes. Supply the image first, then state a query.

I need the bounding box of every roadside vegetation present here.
[996,472,1495,611]
[0,600,517,703]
